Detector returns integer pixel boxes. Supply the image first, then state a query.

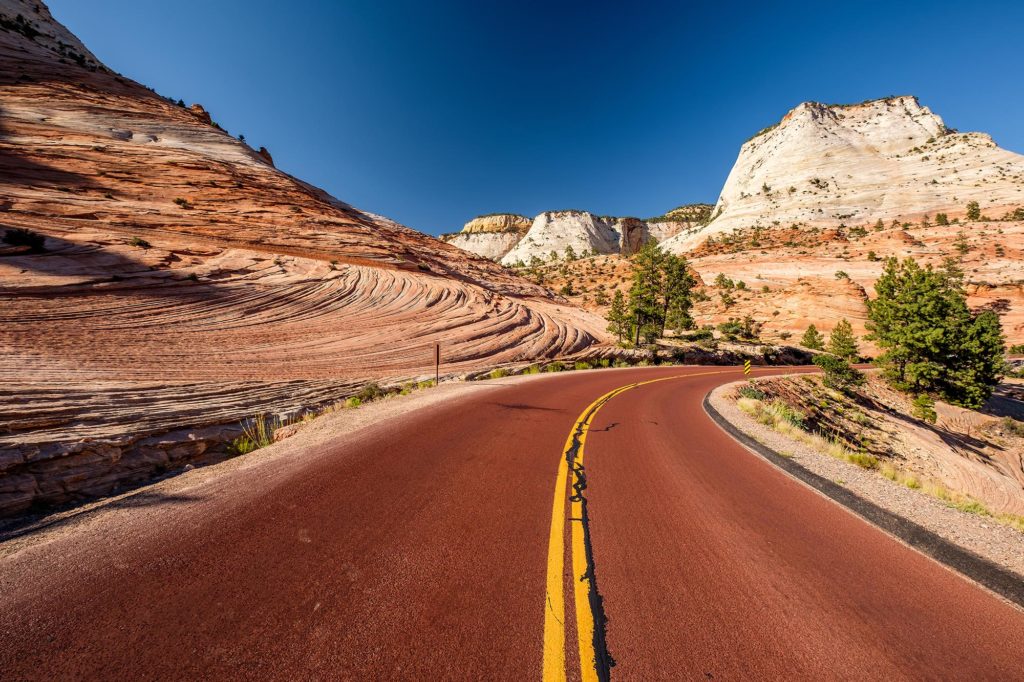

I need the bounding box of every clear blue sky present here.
[49,0,1024,235]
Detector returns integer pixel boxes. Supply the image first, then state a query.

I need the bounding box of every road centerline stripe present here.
[542,369,730,681]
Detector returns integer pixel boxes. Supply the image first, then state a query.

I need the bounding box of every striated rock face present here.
[663,96,1024,252]
[0,1,605,515]
[460,213,531,234]
[439,213,531,261]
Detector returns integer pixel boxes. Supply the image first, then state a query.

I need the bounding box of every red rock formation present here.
[0,1,605,514]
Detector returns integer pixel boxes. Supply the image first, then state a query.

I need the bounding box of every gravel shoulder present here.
[709,380,1024,578]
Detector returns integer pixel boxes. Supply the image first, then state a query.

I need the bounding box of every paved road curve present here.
[2,366,1023,680]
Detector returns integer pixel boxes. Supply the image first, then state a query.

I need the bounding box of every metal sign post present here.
[435,343,440,387]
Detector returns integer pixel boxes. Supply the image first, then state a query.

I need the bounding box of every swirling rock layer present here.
[0,1,603,514]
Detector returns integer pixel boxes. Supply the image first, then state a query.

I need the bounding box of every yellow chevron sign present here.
[743,360,751,375]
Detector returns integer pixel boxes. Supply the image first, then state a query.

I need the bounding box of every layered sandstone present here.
[0,1,604,515]
[663,96,1024,252]
[439,213,531,260]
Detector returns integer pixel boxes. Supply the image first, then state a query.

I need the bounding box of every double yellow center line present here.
[541,370,732,681]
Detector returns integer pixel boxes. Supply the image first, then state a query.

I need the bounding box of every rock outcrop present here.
[0,1,605,515]
[439,213,531,261]
[442,206,713,263]
[663,96,1024,252]
[501,211,622,265]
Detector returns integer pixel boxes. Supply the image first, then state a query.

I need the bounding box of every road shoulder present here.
[705,381,1024,610]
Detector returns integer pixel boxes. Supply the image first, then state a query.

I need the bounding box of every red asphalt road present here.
[1,366,1023,680]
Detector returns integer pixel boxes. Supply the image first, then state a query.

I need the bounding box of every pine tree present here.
[606,289,627,343]
[827,319,859,360]
[866,256,1005,407]
[966,201,981,221]
[801,324,825,350]
[627,241,664,344]
[661,253,695,334]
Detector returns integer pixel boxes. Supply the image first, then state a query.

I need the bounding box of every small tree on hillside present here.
[966,201,981,221]
[935,213,950,226]
[827,319,859,360]
[661,253,695,334]
[813,354,865,391]
[627,241,665,344]
[801,324,825,350]
[564,245,577,261]
[606,289,628,343]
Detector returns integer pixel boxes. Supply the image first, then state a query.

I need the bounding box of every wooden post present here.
[435,342,440,386]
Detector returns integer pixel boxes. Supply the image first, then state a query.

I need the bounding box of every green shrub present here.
[356,382,385,402]
[489,368,510,379]
[911,394,937,423]
[129,236,151,249]
[738,384,765,400]
[966,201,981,221]
[574,361,592,371]
[813,354,865,391]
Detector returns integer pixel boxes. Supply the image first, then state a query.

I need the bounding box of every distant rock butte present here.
[441,206,713,263]
[0,1,605,515]
[663,96,1024,252]
[439,214,532,260]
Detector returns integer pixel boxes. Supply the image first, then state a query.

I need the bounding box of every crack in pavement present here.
[565,395,621,681]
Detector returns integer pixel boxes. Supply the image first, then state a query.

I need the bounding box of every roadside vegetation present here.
[734,375,1024,532]
[605,241,696,345]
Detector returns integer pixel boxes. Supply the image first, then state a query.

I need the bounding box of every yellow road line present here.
[542,369,731,681]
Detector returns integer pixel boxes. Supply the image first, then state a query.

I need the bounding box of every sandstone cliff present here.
[0,2,604,515]
[663,96,1024,252]
[441,205,712,263]
[439,213,530,261]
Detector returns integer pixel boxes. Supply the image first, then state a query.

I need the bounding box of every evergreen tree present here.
[801,324,825,350]
[866,257,1005,407]
[606,290,627,343]
[827,319,859,360]
[966,201,981,221]
[661,253,695,334]
[627,241,664,344]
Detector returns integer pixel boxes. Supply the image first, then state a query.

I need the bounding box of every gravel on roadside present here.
[709,381,1024,578]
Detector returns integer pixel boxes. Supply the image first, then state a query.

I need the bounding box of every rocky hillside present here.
[0,1,604,515]
[664,96,1024,252]
[442,205,712,263]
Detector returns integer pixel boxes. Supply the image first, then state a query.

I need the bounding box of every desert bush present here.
[356,382,385,402]
[911,393,937,423]
[813,354,865,391]
[738,383,765,400]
